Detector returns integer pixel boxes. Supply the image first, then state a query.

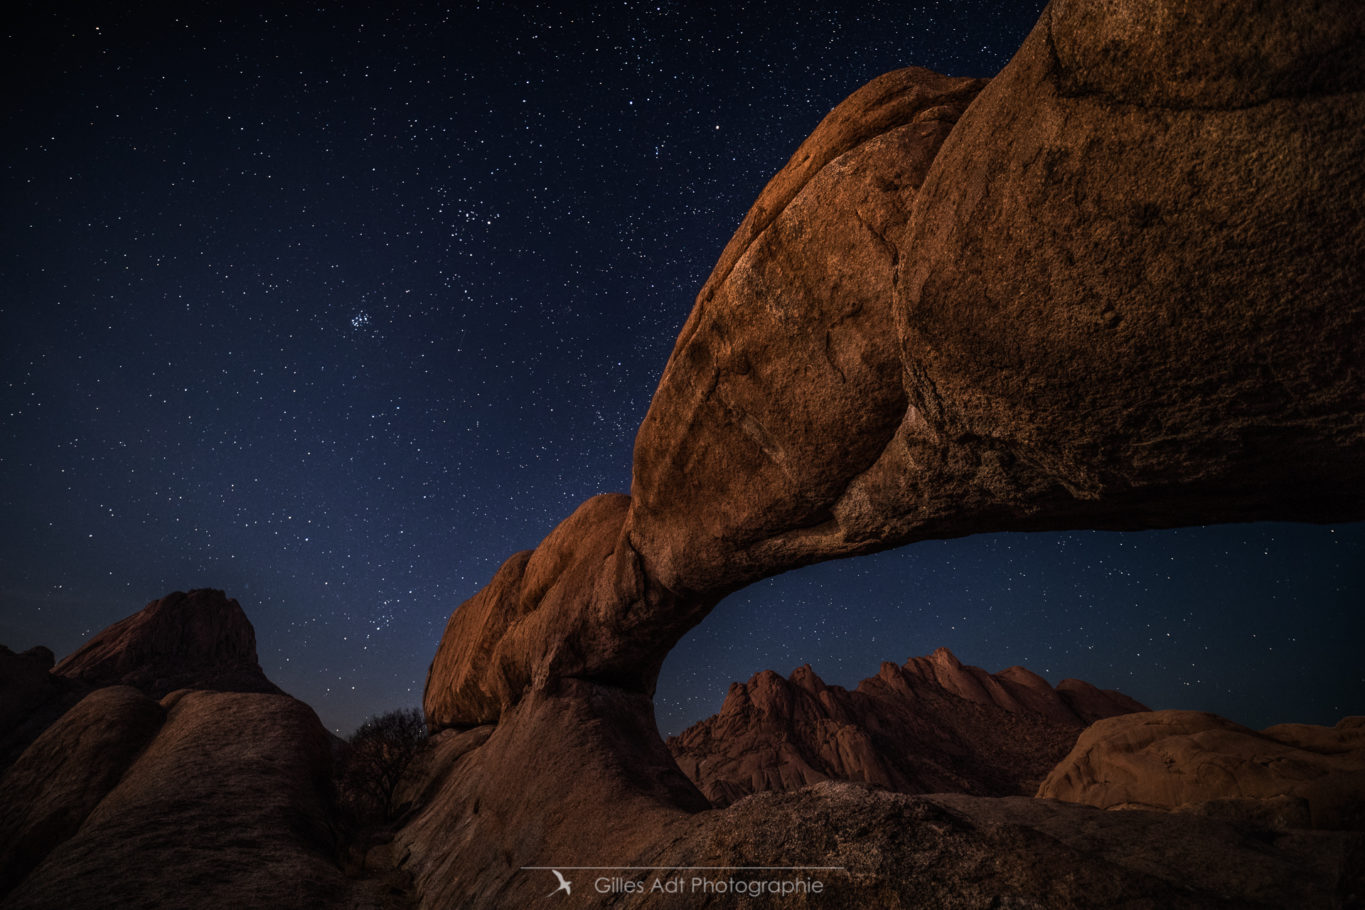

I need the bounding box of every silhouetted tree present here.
[336,707,427,823]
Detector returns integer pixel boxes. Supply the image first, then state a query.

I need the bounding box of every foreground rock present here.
[631,784,1363,909]
[0,689,347,909]
[52,589,280,698]
[668,648,1145,806]
[1039,710,1365,830]
[395,689,1364,909]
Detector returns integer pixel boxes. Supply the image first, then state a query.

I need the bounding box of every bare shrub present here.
[336,707,427,824]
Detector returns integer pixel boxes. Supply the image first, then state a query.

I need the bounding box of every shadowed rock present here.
[667,648,1145,806]
[52,589,281,698]
[0,646,85,773]
[1,690,353,910]
[1,595,409,910]
[628,785,1362,909]
[0,647,60,735]
[0,686,163,897]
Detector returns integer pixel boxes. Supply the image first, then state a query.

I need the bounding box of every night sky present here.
[4,2,1361,739]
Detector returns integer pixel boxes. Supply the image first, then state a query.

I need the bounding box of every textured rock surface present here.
[0,686,164,897]
[667,647,1145,806]
[423,69,991,731]
[396,680,708,910]
[629,67,990,597]
[1039,710,1365,830]
[625,785,1364,909]
[890,0,1365,543]
[400,765,1364,909]
[52,589,281,698]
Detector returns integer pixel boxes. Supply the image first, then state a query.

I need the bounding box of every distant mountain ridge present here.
[667,647,1146,806]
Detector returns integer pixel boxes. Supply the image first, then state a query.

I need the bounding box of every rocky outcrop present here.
[52,589,280,698]
[0,688,358,910]
[0,646,62,735]
[0,594,407,910]
[629,67,991,598]
[395,685,1365,910]
[406,0,1365,905]
[397,680,707,910]
[891,0,1365,540]
[902,647,1146,723]
[667,648,1145,806]
[1039,710,1365,830]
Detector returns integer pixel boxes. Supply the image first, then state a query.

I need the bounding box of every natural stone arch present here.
[403,1,1365,905]
[425,1,1364,734]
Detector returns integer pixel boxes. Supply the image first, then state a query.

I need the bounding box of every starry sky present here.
[3,2,1361,739]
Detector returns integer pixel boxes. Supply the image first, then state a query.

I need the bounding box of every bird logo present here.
[548,869,572,897]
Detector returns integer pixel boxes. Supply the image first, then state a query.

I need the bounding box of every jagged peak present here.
[926,646,962,669]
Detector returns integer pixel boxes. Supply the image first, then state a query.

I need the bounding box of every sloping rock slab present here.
[2,691,361,910]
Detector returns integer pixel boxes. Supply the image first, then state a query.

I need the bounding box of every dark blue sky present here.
[3,2,1361,737]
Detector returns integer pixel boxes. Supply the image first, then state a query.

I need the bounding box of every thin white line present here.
[521,866,847,871]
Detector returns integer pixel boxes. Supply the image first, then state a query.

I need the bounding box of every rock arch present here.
[403,1,1365,905]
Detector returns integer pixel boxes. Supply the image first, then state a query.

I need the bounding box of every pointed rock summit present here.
[52,589,280,698]
[667,648,1146,807]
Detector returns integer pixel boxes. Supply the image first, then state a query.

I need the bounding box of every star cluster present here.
[3,2,1360,736]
